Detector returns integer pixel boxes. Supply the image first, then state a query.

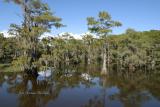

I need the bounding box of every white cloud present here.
[58,32,82,39]
[40,32,83,39]
[58,32,97,39]
[0,30,96,40]
[80,32,97,38]
[39,32,54,39]
[0,30,11,38]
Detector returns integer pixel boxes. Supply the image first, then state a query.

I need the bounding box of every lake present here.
[0,67,160,107]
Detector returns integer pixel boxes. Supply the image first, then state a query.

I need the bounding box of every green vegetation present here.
[87,11,122,74]
[0,0,160,75]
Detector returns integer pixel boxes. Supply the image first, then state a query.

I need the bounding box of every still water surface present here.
[0,68,160,107]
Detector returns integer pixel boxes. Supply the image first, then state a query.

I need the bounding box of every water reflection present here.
[0,69,160,107]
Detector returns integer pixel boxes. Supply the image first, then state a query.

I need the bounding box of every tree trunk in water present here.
[101,45,108,75]
[66,55,69,66]
[88,45,91,65]
[107,43,110,69]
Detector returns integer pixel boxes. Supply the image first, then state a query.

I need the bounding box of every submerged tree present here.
[87,11,122,75]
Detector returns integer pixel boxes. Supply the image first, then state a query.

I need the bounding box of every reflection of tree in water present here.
[82,96,104,107]
[54,67,96,88]
[6,76,60,107]
[1,69,160,107]
[0,72,4,86]
[2,70,95,107]
[82,72,160,107]
[102,73,152,107]
[82,76,109,107]
[142,73,160,101]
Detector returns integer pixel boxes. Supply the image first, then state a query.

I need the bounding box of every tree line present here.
[0,0,160,75]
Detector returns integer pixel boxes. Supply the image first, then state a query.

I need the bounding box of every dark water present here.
[0,68,160,107]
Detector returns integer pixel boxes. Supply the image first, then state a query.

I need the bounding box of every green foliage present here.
[87,11,122,37]
[0,33,16,63]
[11,56,31,71]
[1,1,160,74]
[5,0,63,71]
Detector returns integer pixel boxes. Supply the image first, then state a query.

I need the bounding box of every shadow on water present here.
[0,65,160,107]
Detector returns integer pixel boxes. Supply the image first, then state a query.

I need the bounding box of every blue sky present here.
[0,0,160,35]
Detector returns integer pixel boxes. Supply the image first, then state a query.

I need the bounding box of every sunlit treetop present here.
[87,11,122,37]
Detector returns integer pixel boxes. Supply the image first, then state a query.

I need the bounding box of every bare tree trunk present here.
[66,52,70,66]
[101,44,108,75]
[88,45,91,65]
[107,42,110,71]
